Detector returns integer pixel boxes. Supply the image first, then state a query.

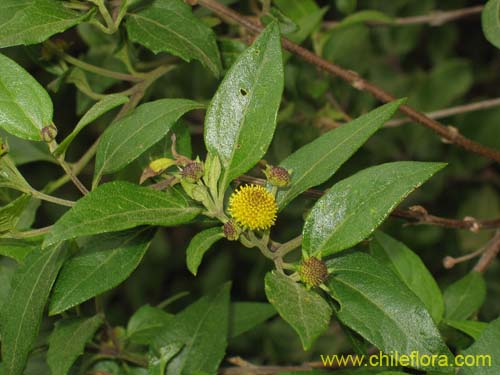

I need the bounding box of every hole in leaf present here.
[240,88,247,96]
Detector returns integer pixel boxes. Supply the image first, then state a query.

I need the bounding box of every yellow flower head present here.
[228,184,277,230]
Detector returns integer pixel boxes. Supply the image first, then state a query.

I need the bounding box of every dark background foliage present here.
[1,0,499,371]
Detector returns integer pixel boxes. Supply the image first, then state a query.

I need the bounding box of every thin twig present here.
[474,230,500,272]
[236,175,500,231]
[44,140,99,194]
[57,157,90,195]
[195,0,500,163]
[323,5,483,28]
[386,97,500,127]
[443,247,486,269]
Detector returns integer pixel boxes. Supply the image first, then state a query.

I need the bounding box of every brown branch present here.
[236,175,500,231]
[386,97,500,127]
[195,0,500,163]
[323,5,484,28]
[443,247,486,269]
[473,230,500,272]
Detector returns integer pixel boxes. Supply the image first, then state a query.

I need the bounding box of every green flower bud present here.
[223,220,240,241]
[181,161,204,183]
[299,256,328,288]
[264,165,291,187]
[41,124,58,143]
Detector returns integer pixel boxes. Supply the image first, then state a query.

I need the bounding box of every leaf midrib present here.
[333,275,436,354]
[98,102,199,176]
[219,37,275,188]
[279,109,389,208]
[51,232,146,313]
[129,13,216,74]
[7,246,60,374]
[311,166,435,255]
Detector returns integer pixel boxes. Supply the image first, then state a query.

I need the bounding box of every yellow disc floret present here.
[229,184,277,231]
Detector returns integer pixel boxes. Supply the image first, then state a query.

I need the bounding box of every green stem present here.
[64,1,91,11]
[89,0,116,32]
[44,140,99,194]
[262,0,271,14]
[58,156,90,195]
[112,0,129,28]
[275,235,302,258]
[156,291,190,309]
[31,191,76,207]
[63,53,142,82]
[6,226,53,239]
[248,231,275,259]
[88,18,112,34]
[239,233,255,249]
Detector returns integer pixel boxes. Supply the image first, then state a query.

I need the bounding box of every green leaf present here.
[204,22,284,189]
[370,231,444,323]
[336,0,357,15]
[54,94,129,156]
[94,99,203,182]
[149,343,183,375]
[0,0,89,48]
[154,283,231,374]
[0,130,54,165]
[49,228,155,315]
[275,100,405,209]
[443,272,486,321]
[0,238,38,262]
[126,0,222,77]
[0,53,53,141]
[0,157,32,192]
[303,161,446,257]
[264,271,332,350]
[458,316,500,374]
[44,182,201,247]
[0,195,31,234]
[0,243,69,375]
[0,261,16,313]
[47,314,104,375]
[444,319,488,340]
[229,302,277,338]
[326,252,452,371]
[273,0,327,45]
[338,10,395,28]
[482,0,500,49]
[127,305,174,345]
[186,227,224,276]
